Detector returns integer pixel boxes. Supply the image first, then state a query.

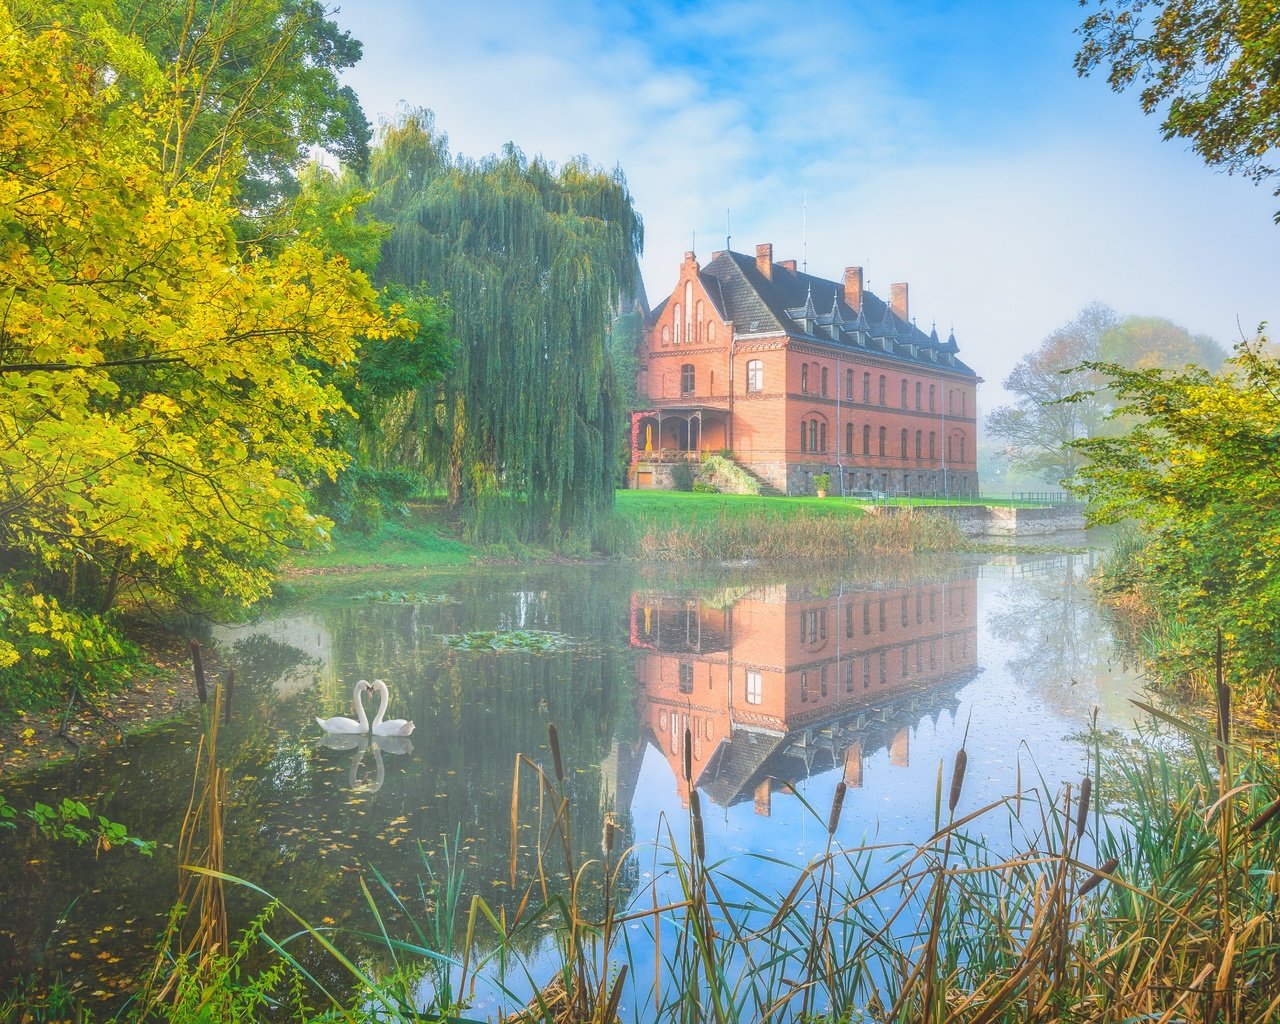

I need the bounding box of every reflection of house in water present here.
[620,577,979,814]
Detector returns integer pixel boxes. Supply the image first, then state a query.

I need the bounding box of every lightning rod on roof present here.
[726,208,731,251]
[802,193,808,274]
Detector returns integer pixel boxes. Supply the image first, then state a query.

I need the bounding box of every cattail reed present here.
[1215,635,1230,769]
[827,782,847,836]
[690,789,705,861]
[949,747,968,814]
[1075,775,1092,839]
[222,668,234,726]
[1078,855,1119,896]
[1248,794,1280,833]
[190,640,208,704]
[601,813,620,857]
[683,727,693,783]
[547,723,564,782]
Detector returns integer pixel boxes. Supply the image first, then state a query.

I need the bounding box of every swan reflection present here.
[316,733,414,793]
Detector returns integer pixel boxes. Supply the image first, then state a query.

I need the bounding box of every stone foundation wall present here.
[873,503,1085,537]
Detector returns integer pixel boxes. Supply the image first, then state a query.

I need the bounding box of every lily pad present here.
[441,629,574,653]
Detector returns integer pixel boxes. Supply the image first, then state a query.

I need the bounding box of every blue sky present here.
[331,0,1279,400]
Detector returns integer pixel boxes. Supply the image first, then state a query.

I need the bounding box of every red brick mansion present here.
[629,244,980,496]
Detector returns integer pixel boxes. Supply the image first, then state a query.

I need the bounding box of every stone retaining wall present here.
[873,503,1086,537]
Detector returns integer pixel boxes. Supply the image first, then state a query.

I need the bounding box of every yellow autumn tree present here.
[0,4,407,651]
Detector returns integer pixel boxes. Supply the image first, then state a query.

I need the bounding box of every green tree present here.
[1070,341,1280,691]
[366,111,644,542]
[15,0,371,217]
[0,10,405,639]
[1076,0,1280,221]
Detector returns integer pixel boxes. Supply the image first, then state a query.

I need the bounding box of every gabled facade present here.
[630,244,980,496]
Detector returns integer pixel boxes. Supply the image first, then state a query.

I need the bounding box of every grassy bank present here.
[289,492,966,573]
[616,489,963,560]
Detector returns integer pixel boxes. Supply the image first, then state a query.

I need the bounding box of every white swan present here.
[315,680,372,734]
[369,679,415,736]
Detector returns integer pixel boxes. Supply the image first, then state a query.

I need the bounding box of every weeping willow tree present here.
[366,110,643,542]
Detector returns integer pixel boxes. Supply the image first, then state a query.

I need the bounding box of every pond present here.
[0,548,1148,1014]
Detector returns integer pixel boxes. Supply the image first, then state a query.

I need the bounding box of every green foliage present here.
[814,472,832,493]
[366,110,643,543]
[669,459,696,492]
[0,12,405,619]
[698,453,760,495]
[691,480,719,493]
[1071,338,1280,693]
[0,584,139,718]
[1077,0,1280,221]
[18,0,373,217]
[0,793,154,855]
[157,902,312,1023]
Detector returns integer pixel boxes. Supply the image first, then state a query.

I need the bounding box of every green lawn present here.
[613,489,872,524]
[290,503,478,570]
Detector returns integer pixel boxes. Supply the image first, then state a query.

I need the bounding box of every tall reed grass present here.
[157,670,1280,1023]
[633,508,961,562]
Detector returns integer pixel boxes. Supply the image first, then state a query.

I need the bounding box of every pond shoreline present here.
[0,630,219,778]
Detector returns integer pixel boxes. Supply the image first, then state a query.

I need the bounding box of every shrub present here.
[669,460,695,492]
[814,472,831,494]
[692,480,719,493]
[0,584,139,719]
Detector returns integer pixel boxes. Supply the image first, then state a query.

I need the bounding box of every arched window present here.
[661,325,670,345]
[673,303,682,344]
[901,379,908,408]
[680,363,695,396]
[947,435,953,462]
[846,369,853,398]
[747,359,763,392]
[878,375,886,404]
[695,298,703,343]
[809,419,818,453]
[863,372,871,402]
[846,422,854,455]
[863,424,871,455]
[915,430,922,459]
[929,384,936,411]
[801,364,809,394]
[961,391,966,415]
[929,432,936,461]
[819,421,827,452]
[900,429,908,460]
[878,426,886,457]
[915,382,922,410]
[708,321,715,343]
[959,436,966,463]
[685,283,694,342]
[821,367,829,397]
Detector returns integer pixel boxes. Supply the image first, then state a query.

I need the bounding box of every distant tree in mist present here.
[986,304,1228,484]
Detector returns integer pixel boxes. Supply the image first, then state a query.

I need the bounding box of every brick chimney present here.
[890,282,909,323]
[779,259,797,273]
[843,266,864,311]
[755,243,773,280]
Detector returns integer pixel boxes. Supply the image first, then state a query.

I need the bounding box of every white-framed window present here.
[747,359,763,392]
[745,670,762,705]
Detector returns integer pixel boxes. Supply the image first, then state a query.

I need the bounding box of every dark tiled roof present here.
[650,250,977,377]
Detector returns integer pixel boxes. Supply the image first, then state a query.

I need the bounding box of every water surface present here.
[0,550,1145,1009]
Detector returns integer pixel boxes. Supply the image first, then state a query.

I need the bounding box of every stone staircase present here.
[730,460,786,497]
